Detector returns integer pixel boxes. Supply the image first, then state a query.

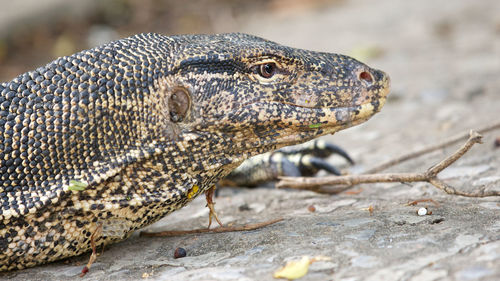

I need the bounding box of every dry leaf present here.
[273,256,311,280]
[273,256,331,280]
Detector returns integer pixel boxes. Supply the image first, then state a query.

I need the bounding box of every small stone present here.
[494,137,500,148]
[308,205,316,212]
[238,203,252,212]
[417,207,428,216]
[174,247,187,259]
[238,203,251,211]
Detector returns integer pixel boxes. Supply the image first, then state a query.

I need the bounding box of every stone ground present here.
[1,0,499,280]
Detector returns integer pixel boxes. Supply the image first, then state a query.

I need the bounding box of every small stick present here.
[80,223,103,277]
[425,131,482,177]
[366,122,500,173]
[407,199,439,206]
[140,217,284,237]
[205,185,223,228]
[277,131,499,197]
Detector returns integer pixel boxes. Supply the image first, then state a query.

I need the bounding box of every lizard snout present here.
[353,65,391,98]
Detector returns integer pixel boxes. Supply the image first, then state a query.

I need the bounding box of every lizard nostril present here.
[358,71,373,85]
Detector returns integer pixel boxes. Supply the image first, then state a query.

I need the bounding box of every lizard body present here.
[0,33,389,270]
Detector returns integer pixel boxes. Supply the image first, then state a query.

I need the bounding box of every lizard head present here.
[156,33,390,158]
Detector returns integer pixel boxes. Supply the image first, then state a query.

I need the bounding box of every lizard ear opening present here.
[168,87,191,123]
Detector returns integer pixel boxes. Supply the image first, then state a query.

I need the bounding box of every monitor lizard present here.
[0,33,390,270]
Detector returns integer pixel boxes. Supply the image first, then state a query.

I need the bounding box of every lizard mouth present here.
[259,73,391,147]
[276,72,390,130]
[312,71,390,129]
[208,70,390,150]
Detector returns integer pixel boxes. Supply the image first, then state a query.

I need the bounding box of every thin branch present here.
[277,173,425,194]
[278,173,424,188]
[366,121,500,173]
[140,217,284,237]
[406,198,439,206]
[80,223,103,277]
[277,131,499,197]
[425,131,482,176]
[205,185,223,228]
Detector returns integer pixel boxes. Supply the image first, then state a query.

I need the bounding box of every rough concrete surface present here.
[1,0,499,280]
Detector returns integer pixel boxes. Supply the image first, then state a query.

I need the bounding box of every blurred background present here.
[1,1,499,279]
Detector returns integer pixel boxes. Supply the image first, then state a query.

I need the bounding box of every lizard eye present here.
[258,63,276,78]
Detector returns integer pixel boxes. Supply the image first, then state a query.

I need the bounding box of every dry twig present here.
[366,121,500,173]
[205,185,223,228]
[277,131,499,197]
[80,223,103,277]
[407,198,439,206]
[140,217,284,237]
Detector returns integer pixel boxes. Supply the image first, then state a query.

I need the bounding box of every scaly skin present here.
[0,33,390,270]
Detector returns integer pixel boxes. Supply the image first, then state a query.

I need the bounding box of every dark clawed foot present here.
[278,139,354,164]
[281,140,355,176]
[305,156,342,176]
[222,139,354,187]
[319,142,354,165]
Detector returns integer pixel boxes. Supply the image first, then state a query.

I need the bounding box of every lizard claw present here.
[279,139,354,164]
[222,140,353,187]
[205,186,223,228]
[319,142,354,165]
[304,155,342,176]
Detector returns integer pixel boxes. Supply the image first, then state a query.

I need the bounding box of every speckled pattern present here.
[0,32,389,271]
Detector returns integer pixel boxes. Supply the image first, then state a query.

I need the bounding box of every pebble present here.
[417,208,428,216]
[174,247,187,259]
